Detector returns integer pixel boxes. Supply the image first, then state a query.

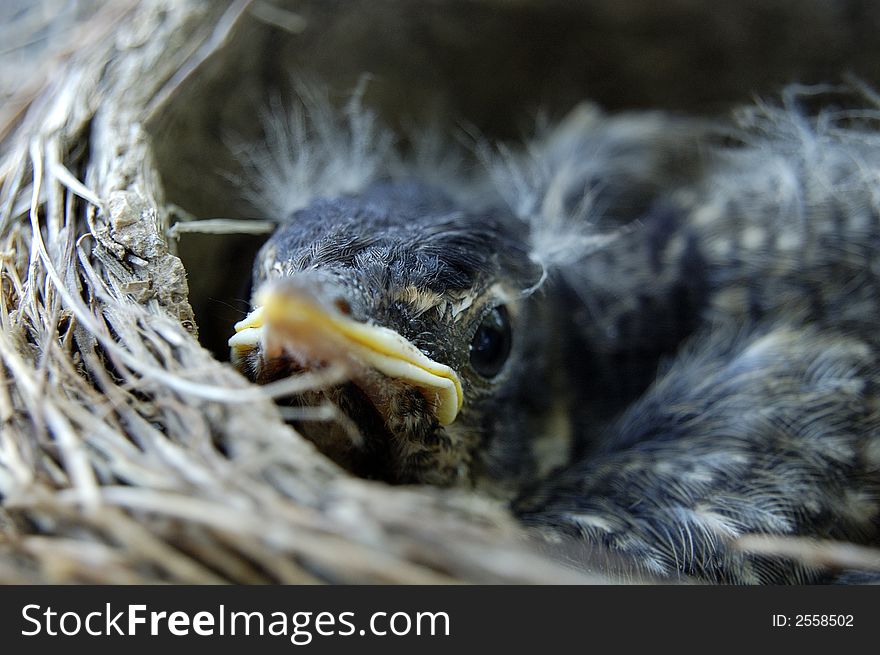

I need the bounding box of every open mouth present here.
[228,281,464,426]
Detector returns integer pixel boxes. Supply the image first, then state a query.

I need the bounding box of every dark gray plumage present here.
[231,89,880,583]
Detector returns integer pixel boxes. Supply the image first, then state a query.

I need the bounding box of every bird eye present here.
[469,305,512,378]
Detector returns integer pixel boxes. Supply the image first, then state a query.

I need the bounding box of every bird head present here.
[229,180,565,492]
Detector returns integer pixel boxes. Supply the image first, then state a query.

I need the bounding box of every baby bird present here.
[230,89,880,583]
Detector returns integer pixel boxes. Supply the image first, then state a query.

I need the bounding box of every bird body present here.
[231,90,880,582]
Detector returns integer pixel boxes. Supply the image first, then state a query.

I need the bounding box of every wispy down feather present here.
[476,103,713,276]
[232,84,880,285]
[229,80,395,219]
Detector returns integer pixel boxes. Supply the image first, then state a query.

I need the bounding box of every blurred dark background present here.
[143,0,880,358]
[151,0,880,219]
[11,0,875,358]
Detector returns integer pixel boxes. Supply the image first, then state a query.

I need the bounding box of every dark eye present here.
[469,305,512,378]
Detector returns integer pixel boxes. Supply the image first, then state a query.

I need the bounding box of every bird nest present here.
[0,0,594,584]
[4,0,880,584]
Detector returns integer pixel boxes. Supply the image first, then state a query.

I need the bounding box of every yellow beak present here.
[228,284,464,425]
